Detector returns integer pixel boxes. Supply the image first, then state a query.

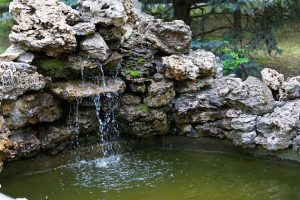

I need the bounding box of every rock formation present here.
[0,0,299,169]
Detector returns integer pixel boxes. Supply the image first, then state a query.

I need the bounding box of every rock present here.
[9,128,41,158]
[163,50,217,81]
[0,62,49,100]
[228,110,257,132]
[176,124,192,135]
[261,68,284,90]
[80,33,110,61]
[67,108,98,134]
[152,73,164,82]
[72,22,95,36]
[0,93,62,129]
[120,94,141,106]
[51,79,125,100]
[0,139,17,160]
[146,80,175,108]
[144,19,191,54]
[0,44,25,62]
[255,100,300,150]
[119,105,169,137]
[280,76,300,100]
[9,0,80,56]
[216,76,275,115]
[79,0,129,26]
[293,135,300,153]
[195,120,229,138]
[175,88,223,114]
[174,78,213,93]
[16,52,34,64]
[225,130,257,146]
[38,125,73,154]
[68,55,98,72]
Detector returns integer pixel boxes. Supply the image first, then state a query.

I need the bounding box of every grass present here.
[251,23,300,78]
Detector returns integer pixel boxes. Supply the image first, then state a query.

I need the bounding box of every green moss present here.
[136,103,149,113]
[125,69,141,78]
[35,58,69,79]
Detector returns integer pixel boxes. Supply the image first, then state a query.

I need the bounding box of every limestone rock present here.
[72,22,95,36]
[38,125,73,154]
[227,110,257,132]
[174,78,213,93]
[216,76,275,115]
[255,100,300,150]
[293,135,300,153]
[119,105,169,137]
[80,33,110,61]
[67,108,98,134]
[120,94,141,106]
[261,68,284,90]
[9,128,41,158]
[51,79,125,100]
[9,0,80,56]
[0,44,25,62]
[16,52,34,64]
[0,62,49,100]
[68,55,98,72]
[0,93,62,129]
[163,50,217,80]
[280,76,300,100]
[146,80,175,108]
[226,130,257,146]
[194,120,230,138]
[79,0,129,26]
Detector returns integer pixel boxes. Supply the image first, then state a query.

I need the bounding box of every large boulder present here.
[261,68,284,91]
[163,50,217,81]
[255,100,300,150]
[9,0,80,56]
[0,62,49,100]
[80,33,110,61]
[146,80,175,108]
[280,76,300,100]
[0,93,62,129]
[216,76,275,115]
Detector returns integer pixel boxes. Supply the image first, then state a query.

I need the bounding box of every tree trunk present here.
[173,0,192,26]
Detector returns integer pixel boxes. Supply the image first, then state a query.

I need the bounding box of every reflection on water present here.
[1,144,300,200]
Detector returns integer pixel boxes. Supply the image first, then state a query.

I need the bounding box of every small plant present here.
[125,69,141,78]
[222,47,250,76]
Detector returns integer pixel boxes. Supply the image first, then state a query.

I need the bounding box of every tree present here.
[141,0,300,52]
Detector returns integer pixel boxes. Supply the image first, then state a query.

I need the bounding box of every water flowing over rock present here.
[280,76,300,100]
[216,76,275,115]
[255,100,300,150]
[51,79,125,100]
[0,93,62,129]
[9,0,79,56]
[261,68,284,91]
[0,62,49,100]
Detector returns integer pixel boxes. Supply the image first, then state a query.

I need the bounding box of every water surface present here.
[1,142,300,200]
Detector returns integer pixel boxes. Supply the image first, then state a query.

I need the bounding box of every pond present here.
[1,137,300,200]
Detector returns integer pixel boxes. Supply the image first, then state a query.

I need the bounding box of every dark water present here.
[1,141,300,200]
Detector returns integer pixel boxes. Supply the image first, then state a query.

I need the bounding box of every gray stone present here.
[146,80,175,108]
[280,76,300,100]
[255,100,300,150]
[226,130,257,146]
[80,33,110,61]
[0,62,49,100]
[72,22,95,36]
[9,0,80,56]
[216,76,275,115]
[228,111,257,132]
[0,93,62,129]
[261,68,284,90]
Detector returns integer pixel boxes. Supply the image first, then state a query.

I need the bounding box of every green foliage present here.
[192,40,261,79]
[125,69,141,78]
[222,46,249,76]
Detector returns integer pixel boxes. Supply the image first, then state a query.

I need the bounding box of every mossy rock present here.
[35,58,75,80]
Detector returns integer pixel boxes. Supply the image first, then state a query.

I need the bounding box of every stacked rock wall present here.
[0,0,299,171]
